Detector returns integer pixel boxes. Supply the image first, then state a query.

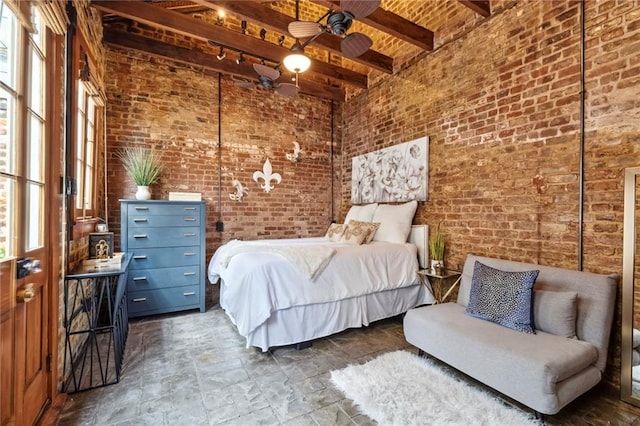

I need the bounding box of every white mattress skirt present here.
[224,283,431,352]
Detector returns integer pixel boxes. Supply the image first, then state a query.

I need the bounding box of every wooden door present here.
[0,259,49,426]
[0,4,53,425]
[1,259,17,425]
[15,248,49,426]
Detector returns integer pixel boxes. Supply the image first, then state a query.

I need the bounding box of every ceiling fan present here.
[235,63,300,97]
[288,0,381,59]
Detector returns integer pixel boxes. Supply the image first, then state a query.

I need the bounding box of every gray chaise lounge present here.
[403,254,617,416]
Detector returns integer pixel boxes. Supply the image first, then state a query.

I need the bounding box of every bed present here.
[207,201,433,351]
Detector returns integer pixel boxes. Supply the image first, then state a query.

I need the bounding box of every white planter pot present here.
[430,259,444,272]
[135,185,151,200]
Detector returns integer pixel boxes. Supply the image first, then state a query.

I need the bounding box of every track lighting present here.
[217,9,225,24]
[241,20,247,34]
[236,52,244,65]
[278,35,285,46]
[260,28,266,40]
[216,47,225,60]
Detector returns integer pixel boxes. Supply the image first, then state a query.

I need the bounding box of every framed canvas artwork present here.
[351,136,428,204]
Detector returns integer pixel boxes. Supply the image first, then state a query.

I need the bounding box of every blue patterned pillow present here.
[465,261,540,333]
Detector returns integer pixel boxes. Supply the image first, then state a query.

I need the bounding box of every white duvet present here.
[207,237,420,338]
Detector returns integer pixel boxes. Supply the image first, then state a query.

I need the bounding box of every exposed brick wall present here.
[104,47,337,266]
[98,0,639,387]
[57,0,107,389]
[341,0,640,384]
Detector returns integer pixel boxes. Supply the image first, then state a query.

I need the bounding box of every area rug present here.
[330,350,540,426]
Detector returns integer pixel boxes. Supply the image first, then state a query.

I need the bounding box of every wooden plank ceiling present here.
[93,0,491,101]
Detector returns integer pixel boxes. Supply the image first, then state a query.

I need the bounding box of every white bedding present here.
[207,237,422,343]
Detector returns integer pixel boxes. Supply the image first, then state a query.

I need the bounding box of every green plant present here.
[117,147,163,186]
[429,223,445,261]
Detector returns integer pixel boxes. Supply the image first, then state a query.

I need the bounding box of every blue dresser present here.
[120,200,206,317]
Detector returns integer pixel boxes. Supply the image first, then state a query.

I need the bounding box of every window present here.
[0,3,46,259]
[72,40,102,221]
[75,80,97,215]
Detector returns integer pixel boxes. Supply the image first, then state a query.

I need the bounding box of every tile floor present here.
[57,307,640,425]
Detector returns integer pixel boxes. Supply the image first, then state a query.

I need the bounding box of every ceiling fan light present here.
[283,53,311,74]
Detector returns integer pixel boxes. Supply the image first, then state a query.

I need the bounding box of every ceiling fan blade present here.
[341,32,373,58]
[289,21,323,38]
[253,63,280,81]
[275,83,300,97]
[340,0,380,19]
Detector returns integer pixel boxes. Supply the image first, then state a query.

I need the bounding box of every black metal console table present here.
[62,253,132,393]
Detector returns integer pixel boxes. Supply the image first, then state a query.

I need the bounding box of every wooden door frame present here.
[40,28,66,422]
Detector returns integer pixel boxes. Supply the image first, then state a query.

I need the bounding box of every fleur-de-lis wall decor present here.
[229,179,248,202]
[253,158,282,193]
[286,141,302,162]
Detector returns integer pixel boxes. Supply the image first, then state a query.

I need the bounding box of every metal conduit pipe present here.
[578,0,586,271]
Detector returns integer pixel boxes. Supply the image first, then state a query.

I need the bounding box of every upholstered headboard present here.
[408,225,428,269]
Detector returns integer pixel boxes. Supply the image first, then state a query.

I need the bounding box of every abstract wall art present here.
[351,136,428,204]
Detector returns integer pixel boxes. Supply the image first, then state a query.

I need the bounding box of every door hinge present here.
[46,354,51,372]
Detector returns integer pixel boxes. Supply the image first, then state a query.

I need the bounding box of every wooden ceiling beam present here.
[91,1,367,88]
[311,0,434,51]
[190,0,393,74]
[458,1,491,17]
[103,30,345,101]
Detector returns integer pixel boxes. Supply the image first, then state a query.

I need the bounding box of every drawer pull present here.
[183,207,196,211]
[133,255,148,260]
[183,218,196,222]
[184,252,195,256]
[133,218,148,223]
[135,207,149,211]
[184,233,196,237]
[132,276,147,281]
[183,292,196,296]
[183,272,196,276]
[133,234,148,239]
[132,298,147,302]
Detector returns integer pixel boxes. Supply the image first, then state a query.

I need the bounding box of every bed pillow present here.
[344,203,378,223]
[347,220,380,243]
[325,223,347,242]
[465,261,539,334]
[371,200,418,243]
[340,220,378,245]
[533,290,578,338]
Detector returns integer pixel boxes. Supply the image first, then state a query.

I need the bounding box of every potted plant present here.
[429,222,445,272]
[116,146,163,200]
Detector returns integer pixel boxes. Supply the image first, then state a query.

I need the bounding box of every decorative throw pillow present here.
[347,220,380,243]
[533,290,578,338]
[340,220,378,245]
[465,261,540,334]
[344,203,378,223]
[372,200,418,243]
[325,223,347,242]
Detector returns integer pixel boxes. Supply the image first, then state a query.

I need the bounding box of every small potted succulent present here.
[117,146,163,200]
[429,222,445,273]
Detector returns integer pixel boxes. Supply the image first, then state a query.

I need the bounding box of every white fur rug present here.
[330,350,541,426]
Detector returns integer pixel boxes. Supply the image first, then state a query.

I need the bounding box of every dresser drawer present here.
[128,285,201,316]
[128,214,200,228]
[127,203,201,216]
[127,227,201,248]
[129,247,200,270]
[127,266,200,291]
[121,200,206,318]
